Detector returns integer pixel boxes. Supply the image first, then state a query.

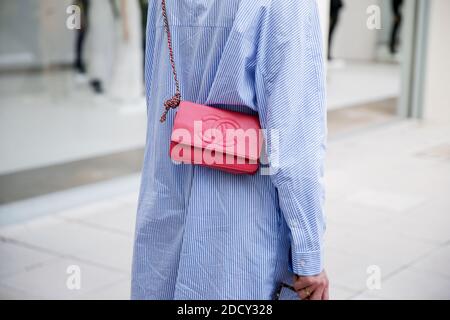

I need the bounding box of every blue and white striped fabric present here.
[132,0,327,300]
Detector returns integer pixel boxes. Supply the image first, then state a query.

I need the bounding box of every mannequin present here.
[390,0,404,54]
[74,0,89,75]
[87,0,116,94]
[109,0,143,101]
[328,0,344,60]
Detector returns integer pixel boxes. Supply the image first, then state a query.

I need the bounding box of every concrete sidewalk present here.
[1,119,449,299]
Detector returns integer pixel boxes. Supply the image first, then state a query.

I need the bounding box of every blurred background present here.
[0,0,449,299]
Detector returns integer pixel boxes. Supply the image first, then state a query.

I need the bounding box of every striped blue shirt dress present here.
[132,0,327,300]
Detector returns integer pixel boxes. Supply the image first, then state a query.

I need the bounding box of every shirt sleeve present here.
[255,0,327,276]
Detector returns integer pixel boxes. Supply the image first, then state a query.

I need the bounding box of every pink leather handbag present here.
[159,0,262,175]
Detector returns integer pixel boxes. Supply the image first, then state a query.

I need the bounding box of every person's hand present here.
[293,270,329,300]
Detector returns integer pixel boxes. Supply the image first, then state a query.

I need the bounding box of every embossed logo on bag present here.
[199,115,240,147]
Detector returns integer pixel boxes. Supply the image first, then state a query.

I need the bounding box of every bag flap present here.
[171,101,263,161]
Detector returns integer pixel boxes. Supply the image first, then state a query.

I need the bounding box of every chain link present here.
[160,0,181,123]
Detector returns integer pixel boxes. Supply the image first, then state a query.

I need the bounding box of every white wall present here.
[423,0,450,122]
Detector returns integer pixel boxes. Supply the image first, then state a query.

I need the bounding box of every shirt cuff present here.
[288,248,323,276]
